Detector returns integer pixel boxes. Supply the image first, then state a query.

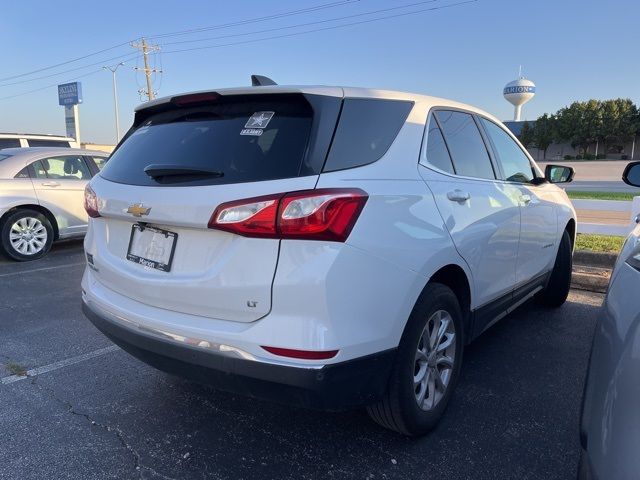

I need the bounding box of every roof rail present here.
[251,75,277,87]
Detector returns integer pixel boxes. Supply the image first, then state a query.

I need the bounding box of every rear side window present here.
[15,167,30,178]
[28,139,71,148]
[480,118,534,183]
[100,94,321,187]
[421,114,454,174]
[323,99,413,172]
[0,138,21,149]
[435,110,495,180]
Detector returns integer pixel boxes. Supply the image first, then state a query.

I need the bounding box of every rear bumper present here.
[82,300,396,410]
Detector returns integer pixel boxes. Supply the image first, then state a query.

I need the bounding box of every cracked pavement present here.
[0,241,604,479]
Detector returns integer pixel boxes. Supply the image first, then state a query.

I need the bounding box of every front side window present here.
[31,156,91,180]
[435,110,495,180]
[421,114,454,174]
[480,118,534,183]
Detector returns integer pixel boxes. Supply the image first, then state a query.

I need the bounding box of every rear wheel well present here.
[0,205,59,240]
[428,264,471,341]
[565,218,576,249]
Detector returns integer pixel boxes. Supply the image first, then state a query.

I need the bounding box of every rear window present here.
[100,94,328,187]
[0,138,21,149]
[27,139,71,148]
[323,99,413,172]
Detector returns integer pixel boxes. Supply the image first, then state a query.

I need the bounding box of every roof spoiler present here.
[251,75,277,87]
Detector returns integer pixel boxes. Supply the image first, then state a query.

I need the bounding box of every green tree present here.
[518,121,534,148]
[531,114,555,159]
[601,99,638,152]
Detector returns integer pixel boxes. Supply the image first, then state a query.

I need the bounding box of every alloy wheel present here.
[414,309,456,411]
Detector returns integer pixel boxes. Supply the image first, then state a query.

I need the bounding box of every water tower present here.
[503,69,536,121]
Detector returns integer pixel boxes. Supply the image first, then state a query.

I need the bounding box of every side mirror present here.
[622,161,640,187]
[545,164,574,184]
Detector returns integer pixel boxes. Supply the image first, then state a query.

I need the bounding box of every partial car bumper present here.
[82,299,396,411]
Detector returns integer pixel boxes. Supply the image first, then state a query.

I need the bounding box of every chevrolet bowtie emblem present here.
[126,203,151,217]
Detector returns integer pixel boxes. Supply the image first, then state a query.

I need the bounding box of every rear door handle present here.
[521,194,531,205]
[41,181,60,187]
[447,190,470,203]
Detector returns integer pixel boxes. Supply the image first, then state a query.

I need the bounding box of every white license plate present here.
[126,224,177,272]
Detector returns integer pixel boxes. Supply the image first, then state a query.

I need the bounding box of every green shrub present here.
[564,155,575,160]
[596,154,606,159]
[583,153,596,160]
[576,155,583,160]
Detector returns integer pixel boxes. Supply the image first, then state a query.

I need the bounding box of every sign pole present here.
[58,82,83,146]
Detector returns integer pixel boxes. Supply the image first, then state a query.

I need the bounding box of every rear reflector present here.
[261,346,339,360]
[208,188,367,242]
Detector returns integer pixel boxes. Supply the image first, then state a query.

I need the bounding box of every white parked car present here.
[0,132,79,149]
[579,162,640,479]
[0,148,108,260]
[81,84,576,435]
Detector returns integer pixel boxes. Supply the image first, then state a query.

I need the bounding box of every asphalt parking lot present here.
[0,241,602,480]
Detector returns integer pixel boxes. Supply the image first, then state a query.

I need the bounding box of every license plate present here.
[126,224,177,272]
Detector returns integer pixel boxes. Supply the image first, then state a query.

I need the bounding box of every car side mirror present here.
[545,164,574,184]
[622,161,640,187]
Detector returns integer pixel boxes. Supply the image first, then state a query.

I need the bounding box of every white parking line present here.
[1,345,120,385]
[0,262,85,278]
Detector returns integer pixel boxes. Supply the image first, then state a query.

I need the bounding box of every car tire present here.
[0,209,54,261]
[366,283,464,436]
[536,229,572,308]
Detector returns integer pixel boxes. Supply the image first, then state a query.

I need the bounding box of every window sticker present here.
[240,128,263,136]
[244,111,274,129]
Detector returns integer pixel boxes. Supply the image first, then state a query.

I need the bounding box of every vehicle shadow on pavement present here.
[0,290,601,480]
[17,291,598,480]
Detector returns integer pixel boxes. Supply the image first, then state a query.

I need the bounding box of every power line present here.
[161,0,477,55]
[161,0,439,47]
[0,0,477,102]
[0,69,103,101]
[0,41,135,83]
[0,52,138,88]
[147,0,359,39]
[0,1,357,84]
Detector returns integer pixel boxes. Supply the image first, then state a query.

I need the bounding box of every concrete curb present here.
[573,250,618,269]
[571,267,610,294]
[570,250,617,293]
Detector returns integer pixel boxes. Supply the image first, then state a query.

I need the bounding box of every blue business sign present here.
[58,82,83,106]
[503,85,536,95]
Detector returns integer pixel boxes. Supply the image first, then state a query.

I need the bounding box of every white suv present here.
[81,85,576,435]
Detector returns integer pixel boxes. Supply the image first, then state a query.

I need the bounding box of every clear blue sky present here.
[0,0,638,144]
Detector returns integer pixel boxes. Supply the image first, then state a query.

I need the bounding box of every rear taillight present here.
[208,188,367,242]
[84,185,101,218]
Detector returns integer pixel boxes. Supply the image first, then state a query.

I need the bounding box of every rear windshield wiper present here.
[144,164,224,179]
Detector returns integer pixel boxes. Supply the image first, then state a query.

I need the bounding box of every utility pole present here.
[131,38,161,101]
[103,62,124,142]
